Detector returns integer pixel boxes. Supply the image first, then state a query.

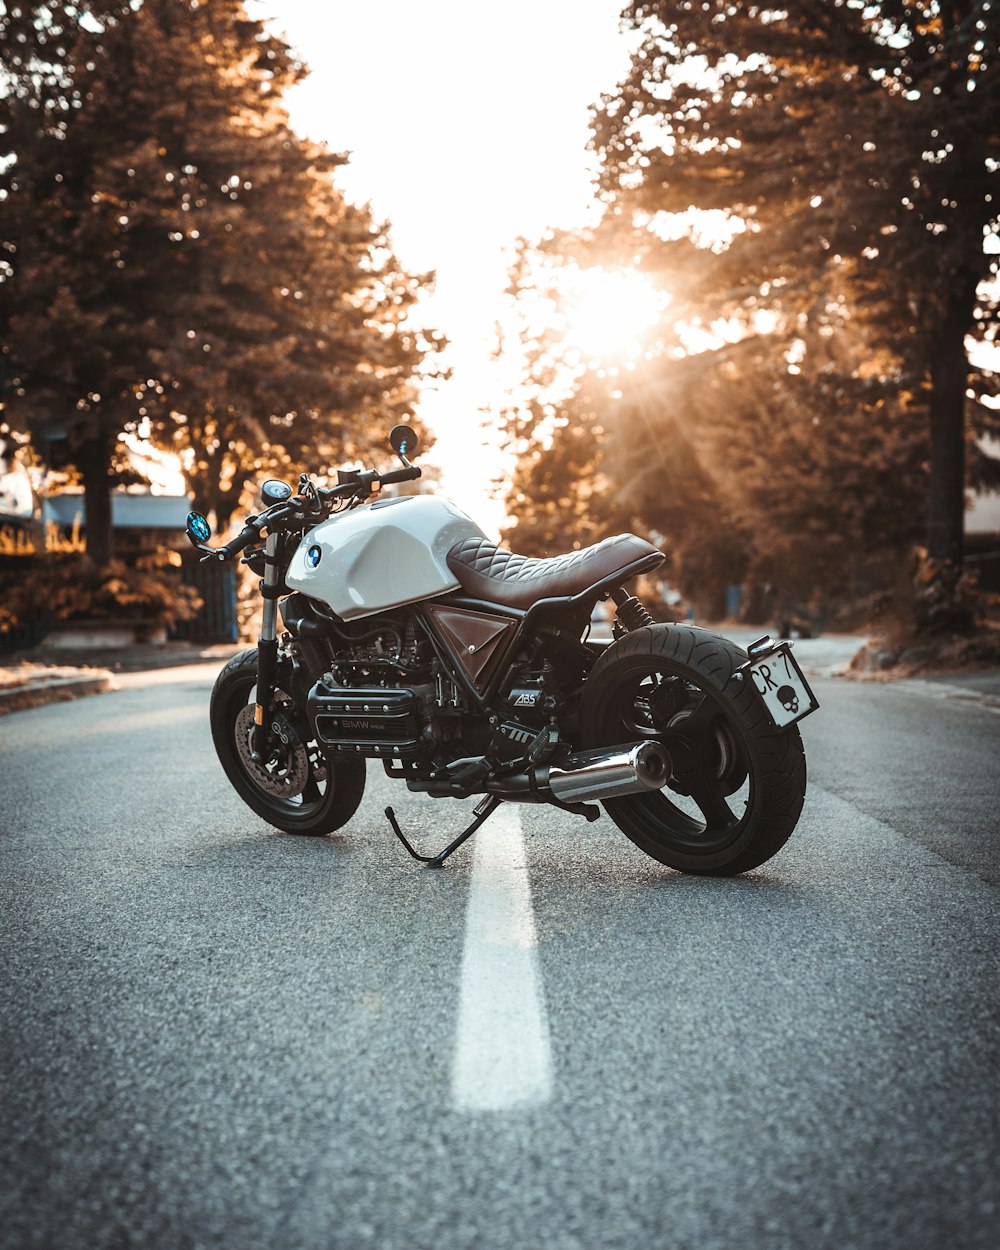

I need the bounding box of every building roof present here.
[968,490,1000,536]
[0,466,34,522]
[43,492,193,530]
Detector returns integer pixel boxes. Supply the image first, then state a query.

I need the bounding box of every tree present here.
[671,326,927,617]
[499,228,930,618]
[495,227,749,614]
[591,0,999,611]
[0,0,436,560]
[501,376,628,557]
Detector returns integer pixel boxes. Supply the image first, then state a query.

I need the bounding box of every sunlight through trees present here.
[501,0,999,628]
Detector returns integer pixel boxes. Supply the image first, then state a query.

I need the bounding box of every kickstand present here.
[385,795,502,868]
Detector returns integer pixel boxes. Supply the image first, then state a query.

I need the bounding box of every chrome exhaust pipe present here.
[542,742,669,803]
[482,742,669,804]
[472,740,670,800]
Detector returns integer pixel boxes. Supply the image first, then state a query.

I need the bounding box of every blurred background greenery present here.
[1,1,997,645]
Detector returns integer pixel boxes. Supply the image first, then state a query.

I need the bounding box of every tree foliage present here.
[502,0,998,622]
[592,0,999,568]
[0,0,438,559]
[501,375,627,557]
[500,223,932,618]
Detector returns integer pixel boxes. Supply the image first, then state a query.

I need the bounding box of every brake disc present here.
[234,703,310,798]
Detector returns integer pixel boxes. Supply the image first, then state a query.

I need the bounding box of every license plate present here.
[744,642,819,729]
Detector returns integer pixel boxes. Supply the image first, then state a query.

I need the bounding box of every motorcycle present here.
[185,426,817,874]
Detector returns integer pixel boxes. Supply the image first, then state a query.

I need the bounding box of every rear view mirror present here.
[186,512,212,547]
[390,425,419,458]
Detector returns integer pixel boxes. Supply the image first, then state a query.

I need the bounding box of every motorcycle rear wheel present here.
[580,625,806,875]
[210,648,365,836]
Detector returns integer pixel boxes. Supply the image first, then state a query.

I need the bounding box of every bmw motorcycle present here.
[186,426,816,874]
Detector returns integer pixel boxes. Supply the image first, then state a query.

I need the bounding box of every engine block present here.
[307,684,423,758]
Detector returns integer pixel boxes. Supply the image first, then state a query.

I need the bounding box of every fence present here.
[1,550,239,651]
[168,554,239,644]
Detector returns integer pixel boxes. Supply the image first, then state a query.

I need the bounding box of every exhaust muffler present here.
[543,741,669,802]
[484,741,669,804]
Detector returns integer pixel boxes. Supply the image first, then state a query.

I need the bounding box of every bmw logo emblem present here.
[306,545,322,569]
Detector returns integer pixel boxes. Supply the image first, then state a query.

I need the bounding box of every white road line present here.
[451,802,553,1112]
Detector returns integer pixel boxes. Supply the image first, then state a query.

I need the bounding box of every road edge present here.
[0,670,117,715]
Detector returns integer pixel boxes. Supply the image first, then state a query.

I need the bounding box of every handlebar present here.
[199,462,422,562]
[374,464,422,487]
[203,519,263,562]
[317,462,421,502]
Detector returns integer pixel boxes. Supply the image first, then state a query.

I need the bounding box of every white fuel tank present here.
[285,494,488,621]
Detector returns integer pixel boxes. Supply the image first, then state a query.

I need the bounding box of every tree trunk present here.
[78,432,114,565]
[926,276,977,565]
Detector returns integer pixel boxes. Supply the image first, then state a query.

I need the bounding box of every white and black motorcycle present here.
[186,426,817,874]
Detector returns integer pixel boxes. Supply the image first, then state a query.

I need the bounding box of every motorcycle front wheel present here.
[210,647,366,836]
[580,625,806,875]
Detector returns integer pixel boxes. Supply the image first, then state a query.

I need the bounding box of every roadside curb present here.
[896,677,1000,715]
[0,670,117,714]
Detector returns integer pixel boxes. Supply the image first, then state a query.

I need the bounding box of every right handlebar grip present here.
[379,465,422,486]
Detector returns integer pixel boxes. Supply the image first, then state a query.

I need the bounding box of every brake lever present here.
[194,541,225,563]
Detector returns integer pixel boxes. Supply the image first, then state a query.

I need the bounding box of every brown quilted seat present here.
[446,533,664,610]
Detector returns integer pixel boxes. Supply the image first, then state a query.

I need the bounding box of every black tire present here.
[580,625,806,875]
[210,647,365,836]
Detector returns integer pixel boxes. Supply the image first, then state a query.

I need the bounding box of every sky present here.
[265,0,634,534]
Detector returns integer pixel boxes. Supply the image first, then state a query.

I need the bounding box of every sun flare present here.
[559,267,668,362]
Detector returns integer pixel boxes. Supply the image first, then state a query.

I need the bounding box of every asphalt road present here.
[1,641,998,1250]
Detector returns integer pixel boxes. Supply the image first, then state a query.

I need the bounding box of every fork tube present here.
[251,530,281,758]
[260,530,281,643]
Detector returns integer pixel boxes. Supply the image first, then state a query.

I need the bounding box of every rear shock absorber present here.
[611,587,654,637]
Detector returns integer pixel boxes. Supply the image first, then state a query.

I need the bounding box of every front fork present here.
[250,530,281,763]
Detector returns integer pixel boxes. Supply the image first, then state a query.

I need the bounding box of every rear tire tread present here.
[583,624,807,875]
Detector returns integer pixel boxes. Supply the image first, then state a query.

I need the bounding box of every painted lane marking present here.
[451,802,553,1112]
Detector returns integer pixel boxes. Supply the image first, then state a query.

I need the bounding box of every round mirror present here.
[260,479,293,506]
[185,512,212,546]
[389,425,418,457]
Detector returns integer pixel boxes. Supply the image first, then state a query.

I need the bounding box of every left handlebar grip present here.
[213,523,261,561]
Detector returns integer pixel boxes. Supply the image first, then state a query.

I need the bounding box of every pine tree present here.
[499,228,929,617]
[501,376,628,557]
[591,0,999,612]
[0,1,436,559]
